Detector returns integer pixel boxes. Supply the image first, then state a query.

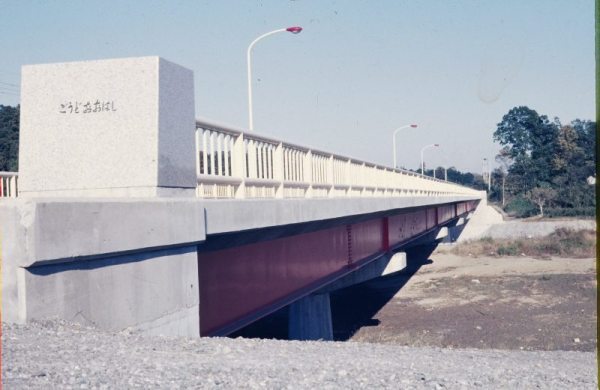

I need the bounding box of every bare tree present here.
[495,147,512,207]
[525,187,557,217]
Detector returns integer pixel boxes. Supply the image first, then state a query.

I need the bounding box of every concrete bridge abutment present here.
[2,56,203,336]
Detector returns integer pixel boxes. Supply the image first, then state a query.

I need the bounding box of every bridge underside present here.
[199,200,477,336]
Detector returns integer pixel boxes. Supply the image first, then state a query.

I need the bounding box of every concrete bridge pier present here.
[287,250,409,341]
[288,292,334,341]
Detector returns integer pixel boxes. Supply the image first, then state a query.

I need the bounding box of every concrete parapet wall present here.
[203,195,481,235]
[0,198,206,267]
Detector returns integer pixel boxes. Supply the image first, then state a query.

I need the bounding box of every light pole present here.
[420,143,439,175]
[392,124,418,169]
[444,166,448,181]
[247,26,303,131]
[483,158,491,191]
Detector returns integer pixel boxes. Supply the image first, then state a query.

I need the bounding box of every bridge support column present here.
[288,292,333,341]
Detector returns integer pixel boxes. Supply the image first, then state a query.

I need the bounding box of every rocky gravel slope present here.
[3,320,597,389]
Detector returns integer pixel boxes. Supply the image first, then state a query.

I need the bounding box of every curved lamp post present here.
[420,143,439,175]
[392,124,418,169]
[247,26,303,131]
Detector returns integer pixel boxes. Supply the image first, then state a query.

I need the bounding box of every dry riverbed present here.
[332,245,597,352]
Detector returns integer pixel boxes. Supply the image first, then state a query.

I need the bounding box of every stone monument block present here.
[19,56,196,197]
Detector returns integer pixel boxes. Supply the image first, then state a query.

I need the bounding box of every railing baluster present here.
[209,131,216,175]
[224,135,231,176]
[248,139,257,179]
[217,133,224,176]
[294,150,299,182]
[256,143,261,179]
[269,145,273,179]
[201,130,208,175]
[195,128,201,177]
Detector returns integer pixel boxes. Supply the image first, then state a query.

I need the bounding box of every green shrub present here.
[548,228,596,256]
[496,241,523,256]
[531,241,561,254]
[447,229,595,258]
[504,196,537,218]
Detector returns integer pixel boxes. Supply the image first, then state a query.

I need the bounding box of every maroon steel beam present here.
[198,201,476,336]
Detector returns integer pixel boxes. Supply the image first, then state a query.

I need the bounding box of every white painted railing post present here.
[358,163,363,195]
[195,129,201,196]
[304,151,313,198]
[274,142,284,198]
[327,155,334,197]
[346,158,351,197]
[247,139,257,181]
[232,134,246,199]
[385,168,390,196]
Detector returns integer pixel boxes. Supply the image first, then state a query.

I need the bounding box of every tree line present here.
[490,106,595,217]
[419,167,487,190]
[0,105,19,172]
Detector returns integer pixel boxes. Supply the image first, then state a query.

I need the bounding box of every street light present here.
[420,143,439,175]
[482,158,491,191]
[392,124,418,169]
[247,26,303,131]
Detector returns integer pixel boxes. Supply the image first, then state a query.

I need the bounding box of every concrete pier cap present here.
[2,56,204,336]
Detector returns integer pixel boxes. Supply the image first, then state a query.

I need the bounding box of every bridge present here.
[0,56,483,340]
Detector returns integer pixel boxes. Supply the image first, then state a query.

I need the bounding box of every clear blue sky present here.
[0,1,594,172]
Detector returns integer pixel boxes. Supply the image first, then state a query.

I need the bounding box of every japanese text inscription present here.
[59,100,117,114]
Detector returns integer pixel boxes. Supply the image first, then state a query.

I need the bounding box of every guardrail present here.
[0,171,18,198]
[0,120,481,200]
[195,119,480,199]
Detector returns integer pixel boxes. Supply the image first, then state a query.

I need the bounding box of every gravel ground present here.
[3,320,597,389]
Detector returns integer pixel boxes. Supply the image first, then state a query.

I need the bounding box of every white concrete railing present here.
[0,120,480,200]
[195,119,480,199]
[0,172,18,198]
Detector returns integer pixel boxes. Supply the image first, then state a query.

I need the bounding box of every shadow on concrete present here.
[443,218,469,243]
[229,302,290,340]
[229,244,436,341]
[330,244,435,341]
